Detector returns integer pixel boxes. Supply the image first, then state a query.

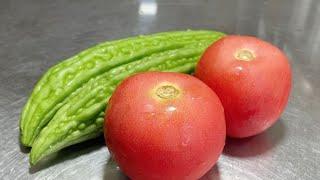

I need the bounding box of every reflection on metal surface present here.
[257,16,266,39]
[1,0,320,179]
[139,0,157,16]
[136,0,158,33]
[289,0,312,36]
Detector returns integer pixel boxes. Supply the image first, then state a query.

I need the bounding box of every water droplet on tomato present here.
[166,105,177,112]
[234,66,243,75]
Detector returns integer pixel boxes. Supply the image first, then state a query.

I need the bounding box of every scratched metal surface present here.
[0,0,319,179]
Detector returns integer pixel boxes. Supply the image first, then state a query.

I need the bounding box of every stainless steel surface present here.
[0,0,319,179]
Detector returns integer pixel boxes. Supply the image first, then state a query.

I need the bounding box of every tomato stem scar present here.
[235,49,255,61]
[156,85,180,99]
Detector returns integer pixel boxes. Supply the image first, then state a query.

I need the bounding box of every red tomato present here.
[104,72,225,180]
[195,35,292,138]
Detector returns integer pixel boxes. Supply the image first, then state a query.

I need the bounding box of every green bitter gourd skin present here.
[29,37,225,165]
[20,30,225,164]
[20,30,224,147]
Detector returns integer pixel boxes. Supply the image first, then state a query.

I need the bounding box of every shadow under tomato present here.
[199,164,221,180]
[103,156,128,180]
[223,119,286,157]
[103,157,221,180]
[29,136,105,173]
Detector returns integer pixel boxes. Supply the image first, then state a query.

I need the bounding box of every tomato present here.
[104,72,226,180]
[195,35,292,138]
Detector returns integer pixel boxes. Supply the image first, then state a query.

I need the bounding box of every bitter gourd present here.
[20,30,225,164]
[20,30,224,147]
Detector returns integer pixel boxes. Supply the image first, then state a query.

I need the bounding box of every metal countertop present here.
[0,0,319,179]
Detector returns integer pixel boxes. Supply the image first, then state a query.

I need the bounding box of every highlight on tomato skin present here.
[195,35,292,138]
[104,72,226,180]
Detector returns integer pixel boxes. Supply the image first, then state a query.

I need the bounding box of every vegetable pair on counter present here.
[20,30,291,180]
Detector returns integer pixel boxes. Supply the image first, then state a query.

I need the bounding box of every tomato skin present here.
[195,35,292,138]
[105,72,225,180]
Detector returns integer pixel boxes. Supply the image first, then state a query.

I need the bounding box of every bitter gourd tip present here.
[29,153,38,165]
[21,138,32,147]
[20,133,33,147]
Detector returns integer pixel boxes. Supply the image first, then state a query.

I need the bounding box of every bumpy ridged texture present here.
[20,30,223,147]
[20,30,225,164]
